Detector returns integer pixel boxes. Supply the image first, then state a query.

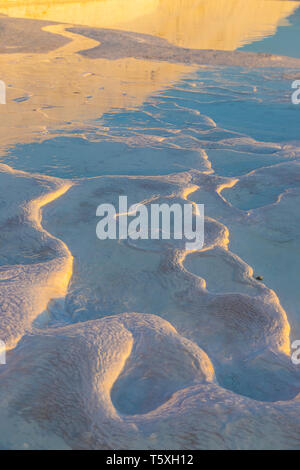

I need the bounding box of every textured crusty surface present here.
[69,26,300,69]
[0,11,300,450]
[0,16,71,53]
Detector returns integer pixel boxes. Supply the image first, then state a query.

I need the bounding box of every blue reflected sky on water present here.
[240,5,300,57]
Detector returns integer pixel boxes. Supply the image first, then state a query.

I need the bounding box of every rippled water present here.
[0,0,300,450]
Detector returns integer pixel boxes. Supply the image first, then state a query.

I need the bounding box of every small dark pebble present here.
[256,276,263,281]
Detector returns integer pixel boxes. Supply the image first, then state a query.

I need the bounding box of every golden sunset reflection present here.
[0,0,299,150]
[0,23,194,150]
[0,0,299,50]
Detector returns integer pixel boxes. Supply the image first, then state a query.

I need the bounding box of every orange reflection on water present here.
[0,0,299,151]
[0,0,299,50]
[0,23,194,150]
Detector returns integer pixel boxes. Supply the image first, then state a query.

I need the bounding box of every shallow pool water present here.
[240,6,300,58]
